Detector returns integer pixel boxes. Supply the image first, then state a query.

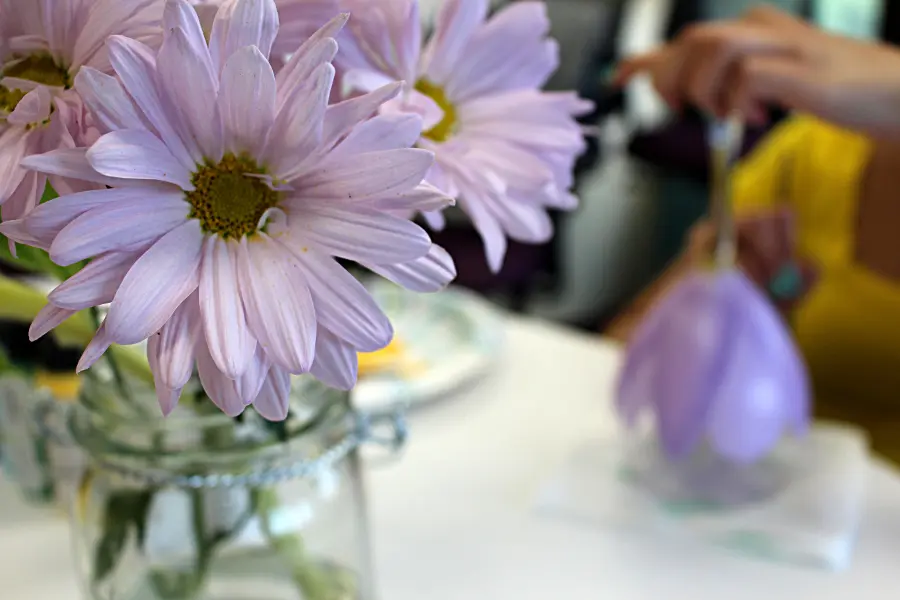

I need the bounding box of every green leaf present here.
[0,274,153,384]
[92,514,130,584]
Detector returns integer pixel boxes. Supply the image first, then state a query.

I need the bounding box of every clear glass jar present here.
[68,375,377,600]
[0,373,56,503]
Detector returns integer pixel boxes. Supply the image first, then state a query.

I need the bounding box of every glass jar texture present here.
[68,375,373,600]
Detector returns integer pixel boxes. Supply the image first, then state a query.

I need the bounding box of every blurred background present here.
[418,0,891,329]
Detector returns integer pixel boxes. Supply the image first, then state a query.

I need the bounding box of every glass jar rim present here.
[68,373,358,486]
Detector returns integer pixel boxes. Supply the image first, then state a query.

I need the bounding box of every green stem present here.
[255,488,352,600]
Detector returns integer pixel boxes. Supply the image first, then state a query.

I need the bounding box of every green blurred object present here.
[0,274,153,383]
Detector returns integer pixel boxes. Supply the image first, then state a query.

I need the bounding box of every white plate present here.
[352,282,505,412]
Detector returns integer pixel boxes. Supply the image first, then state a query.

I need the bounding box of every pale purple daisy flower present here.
[2,0,456,420]
[189,0,340,59]
[331,0,593,272]
[0,0,164,225]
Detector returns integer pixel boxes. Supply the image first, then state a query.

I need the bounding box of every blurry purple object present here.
[616,268,811,464]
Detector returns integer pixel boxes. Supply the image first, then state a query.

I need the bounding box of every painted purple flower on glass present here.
[616,267,811,464]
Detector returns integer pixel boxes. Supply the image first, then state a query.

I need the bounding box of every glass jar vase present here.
[67,374,387,600]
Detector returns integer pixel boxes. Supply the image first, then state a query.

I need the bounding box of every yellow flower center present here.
[414,79,457,143]
[0,53,71,115]
[186,154,281,239]
[0,86,28,114]
[4,53,71,87]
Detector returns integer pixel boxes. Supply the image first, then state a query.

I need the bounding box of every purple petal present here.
[105,220,203,346]
[276,35,338,113]
[164,0,213,61]
[147,337,183,416]
[157,26,222,161]
[296,148,433,202]
[363,244,456,293]
[310,328,358,391]
[237,235,316,374]
[320,82,404,153]
[651,272,734,459]
[50,188,189,266]
[236,346,270,404]
[7,86,52,126]
[288,203,431,264]
[209,0,280,71]
[218,45,276,157]
[328,112,422,161]
[87,130,194,189]
[19,148,137,189]
[252,365,291,421]
[148,291,199,392]
[200,236,257,378]
[706,271,810,463]
[423,0,489,83]
[29,303,77,342]
[0,126,30,202]
[76,322,113,373]
[281,249,393,353]
[373,182,454,213]
[74,67,147,133]
[48,251,139,310]
[196,339,248,417]
[106,35,195,168]
[264,62,333,179]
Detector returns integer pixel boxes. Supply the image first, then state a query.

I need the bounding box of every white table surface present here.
[4,315,900,599]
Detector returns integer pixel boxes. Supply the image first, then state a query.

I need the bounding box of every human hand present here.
[614,6,900,139]
[684,210,817,311]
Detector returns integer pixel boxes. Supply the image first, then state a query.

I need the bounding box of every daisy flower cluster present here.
[0,0,590,419]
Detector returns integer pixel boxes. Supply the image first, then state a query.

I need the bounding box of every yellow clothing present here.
[732,116,900,460]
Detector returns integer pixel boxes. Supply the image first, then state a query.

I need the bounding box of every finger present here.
[612,51,664,87]
[731,54,816,119]
[685,220,716,263]
[736,228,772,286]
[737,210,795,278]
[741,4,811,33]
[740,210,793,262]
[668,24,799,116]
